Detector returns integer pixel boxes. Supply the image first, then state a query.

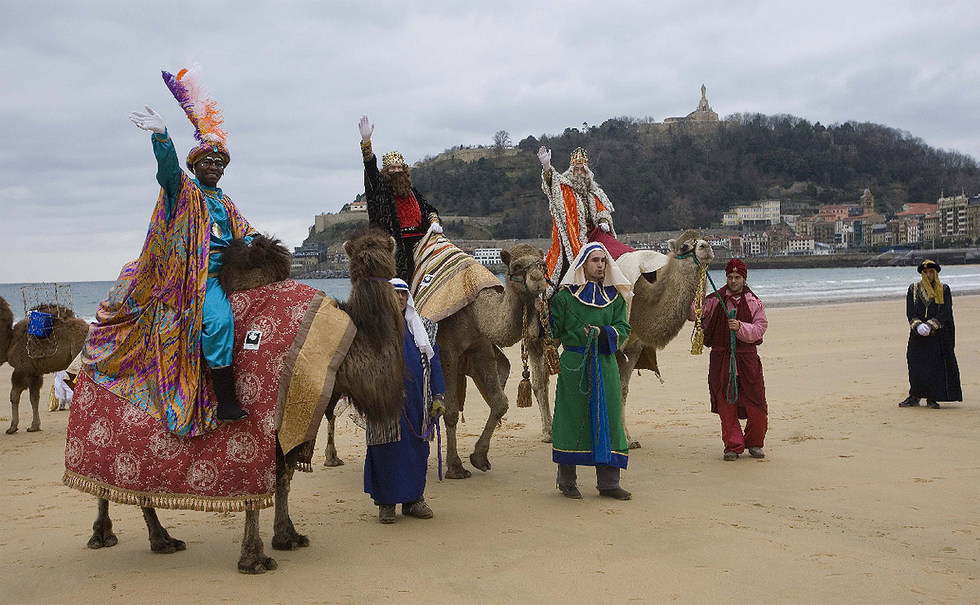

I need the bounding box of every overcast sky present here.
[2,0,978,283]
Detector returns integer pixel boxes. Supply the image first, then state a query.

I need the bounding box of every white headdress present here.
[390,278,435,360]
[560,242,633,302]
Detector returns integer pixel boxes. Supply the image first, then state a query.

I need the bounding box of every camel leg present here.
[141,507,186,554]
[6,369,29,434]
[468,350,509,473]
[87,498,118,549]
[618,342,642,449]
[441,358,470,479]
[526,340,553,443]
[322,394,344,467]
[272,446,308,551]
[27,374,43,432]
[239,509,277,574]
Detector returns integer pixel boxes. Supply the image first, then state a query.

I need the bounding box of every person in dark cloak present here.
[898,259,962,409]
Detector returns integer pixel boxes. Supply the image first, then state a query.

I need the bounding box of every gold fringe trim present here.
[62,471,273,512]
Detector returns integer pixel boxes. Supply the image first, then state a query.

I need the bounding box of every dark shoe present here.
[379,504,396,524]
[211,366,249,421]
[558,484,583,499]
[747,447,765,459]
[598,487,632,500]
[723,451,738,461]
[403,499,433,519]
[898,397,920,408]
[926,400,940,409]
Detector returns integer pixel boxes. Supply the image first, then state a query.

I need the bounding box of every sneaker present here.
[558,484,583,499]
[379,504,396,524]
[747,447,765,459]
[723,451,738,461]
[402,499,434,519]
[898,397,920,407]
[598,487,632,500]
[926,400,940,409]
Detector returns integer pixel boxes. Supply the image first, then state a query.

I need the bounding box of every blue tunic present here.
[152,130,242,367]
[364,330,445,505]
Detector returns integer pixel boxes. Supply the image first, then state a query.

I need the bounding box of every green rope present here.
[694,257,739,404]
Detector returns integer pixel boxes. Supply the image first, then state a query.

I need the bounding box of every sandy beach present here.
[1,295,977,604]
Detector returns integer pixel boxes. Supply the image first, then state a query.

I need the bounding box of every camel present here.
[437,243,548,479]
[319,242,549,478]
[81,230,406,573]
[2,300,89,434]
[527,230,714,448]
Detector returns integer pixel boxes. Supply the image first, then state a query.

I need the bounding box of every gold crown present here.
[382,150,406,170]
[570,147,588,166]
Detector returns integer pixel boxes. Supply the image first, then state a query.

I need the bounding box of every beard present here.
[567,169,594,197]
[384,169,414,198]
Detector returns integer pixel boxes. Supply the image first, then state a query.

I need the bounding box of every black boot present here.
[211,366,248,422]
[898,396,920,407]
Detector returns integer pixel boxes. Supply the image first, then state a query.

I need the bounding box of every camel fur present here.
[527,230,714,447]
[3,302,89,434]
[434,243,547,478]
[84,230,406,573]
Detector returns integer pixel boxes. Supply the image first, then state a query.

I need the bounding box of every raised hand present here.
[129,105,166,134]
[358,115,374,143]
[537,146,552,171]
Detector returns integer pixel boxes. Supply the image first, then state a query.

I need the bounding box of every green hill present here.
[307,114,980,246]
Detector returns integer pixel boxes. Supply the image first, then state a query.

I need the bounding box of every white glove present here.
[537,146,552,171]
[429,222,444,234]
[129,105,166,134]
[358,115,374,143]
[916,323,931,336]
[599,222,611,233]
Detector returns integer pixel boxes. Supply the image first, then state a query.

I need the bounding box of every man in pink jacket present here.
[691,258,769,461]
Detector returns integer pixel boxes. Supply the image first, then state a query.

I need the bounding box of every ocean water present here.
[3,265,980,322]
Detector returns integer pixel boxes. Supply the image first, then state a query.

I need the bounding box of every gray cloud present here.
[2,0,978,282]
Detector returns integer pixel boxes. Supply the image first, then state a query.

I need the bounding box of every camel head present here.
[667,229,714,267]
[343,229,397,282]
[219,235,292,293]
[500,244,547,297]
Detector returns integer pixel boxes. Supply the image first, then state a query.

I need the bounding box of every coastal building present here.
[722,199,781,227]
[923,211,941,243]
[786,236,816,255]
[966,195,980,240]
[730,233,768,257]
[937,193,968,237]
[472,248,503,266]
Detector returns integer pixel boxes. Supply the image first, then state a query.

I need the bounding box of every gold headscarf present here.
[918,259,944,304]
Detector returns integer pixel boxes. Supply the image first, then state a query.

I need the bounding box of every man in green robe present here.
[540,242,633,500]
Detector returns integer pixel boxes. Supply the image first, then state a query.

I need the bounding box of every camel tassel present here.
[517,308,533,408]
[690,264,708,355]
[538,298,561,375]
[516,369,533,408]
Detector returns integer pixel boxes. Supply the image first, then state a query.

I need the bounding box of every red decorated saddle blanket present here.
[63,280,355,511]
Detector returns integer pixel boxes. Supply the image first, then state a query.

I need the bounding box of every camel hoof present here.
[469,452,491,473]
[272,532,309,551]
[445,465,471,479]
[87,533,118,549]
[238,556,277,574]
[27,426,40,433]
[628,440,641,450]
[540,434,552,443]
[322,456,345,468]
[5,426,17,435]
[150,537,186,554]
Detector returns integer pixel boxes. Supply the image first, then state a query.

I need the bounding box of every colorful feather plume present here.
[161,64,227,145]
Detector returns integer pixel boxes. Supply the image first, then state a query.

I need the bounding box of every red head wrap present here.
[726,258,747,278]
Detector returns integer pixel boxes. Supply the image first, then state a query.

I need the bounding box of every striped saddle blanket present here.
[410,231,502,322]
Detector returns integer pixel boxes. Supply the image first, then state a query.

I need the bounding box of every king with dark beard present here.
[359,115,442,282]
